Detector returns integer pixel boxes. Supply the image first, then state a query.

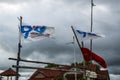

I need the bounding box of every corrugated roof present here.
[0,68,18,76]
[29,68,64,80]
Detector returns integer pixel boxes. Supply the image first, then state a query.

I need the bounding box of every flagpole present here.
[16,16,22,80]
[71,26,86,79]
[90,1,95,80]
[71,26,82,48]
[90,0,94,50]
[73,36,77,80]
[90,0,94,64]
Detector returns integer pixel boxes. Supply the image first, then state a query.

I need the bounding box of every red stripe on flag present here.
[81,47,107,68]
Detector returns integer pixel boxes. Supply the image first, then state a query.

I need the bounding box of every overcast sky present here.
[0,0,120,79]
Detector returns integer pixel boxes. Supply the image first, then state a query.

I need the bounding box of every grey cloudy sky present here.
[0,0,120,79]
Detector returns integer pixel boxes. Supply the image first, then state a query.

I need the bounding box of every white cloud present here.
[0,3,24,14]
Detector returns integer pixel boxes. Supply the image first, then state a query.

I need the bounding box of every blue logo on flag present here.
[76,30,87,38]
[21,25,46,39]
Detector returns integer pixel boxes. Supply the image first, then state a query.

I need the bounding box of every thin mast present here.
[90,0,95,62]
[90,0,94,51]
[16,16,22,80]
[73,36,77,80]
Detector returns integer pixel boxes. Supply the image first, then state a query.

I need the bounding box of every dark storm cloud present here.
[108,57,120,67]
[20,39,81,60]
[20,39,72,57]
[109,66,120,75]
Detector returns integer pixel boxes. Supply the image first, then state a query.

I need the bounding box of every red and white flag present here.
[81,47,107,68]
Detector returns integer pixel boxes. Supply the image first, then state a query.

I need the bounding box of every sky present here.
[0,0,120,79]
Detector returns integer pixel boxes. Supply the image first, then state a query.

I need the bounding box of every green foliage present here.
[45,63,58,68]
[71,61,92,66]
[96,65,100,70]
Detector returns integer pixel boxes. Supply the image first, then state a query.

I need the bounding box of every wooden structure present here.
[9,58,110,80]
[28,64,109,80]
[0,68,19,80]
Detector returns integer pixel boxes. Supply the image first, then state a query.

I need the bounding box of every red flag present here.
[81,47,107,68]
[81,48,91,61]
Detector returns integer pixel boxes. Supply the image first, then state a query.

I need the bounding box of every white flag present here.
[21,25,55,42]
[76,30,105,42]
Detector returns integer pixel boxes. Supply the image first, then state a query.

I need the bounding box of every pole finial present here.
[91,0,96,6]
[20,16,22,19]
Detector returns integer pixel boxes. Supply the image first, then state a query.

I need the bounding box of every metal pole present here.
[90,0,95,80]
[73,36,77,80]
[90,0,94,66]
[90,0,93,53]
[16,16,22,80]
